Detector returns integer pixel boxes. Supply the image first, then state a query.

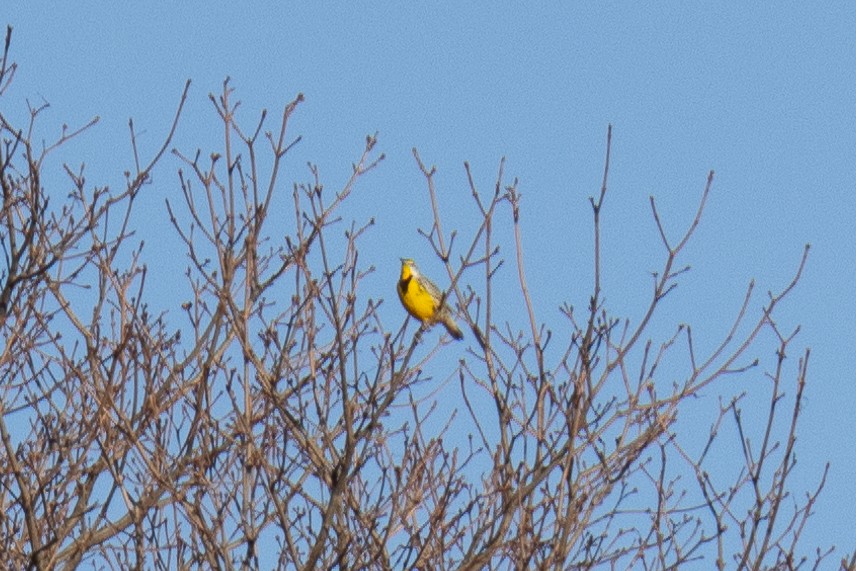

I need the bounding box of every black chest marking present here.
[398,276,412,296]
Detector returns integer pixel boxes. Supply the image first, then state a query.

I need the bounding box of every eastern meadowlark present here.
[397,258,463,340]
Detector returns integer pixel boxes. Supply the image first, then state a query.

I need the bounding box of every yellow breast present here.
[398,269,437,323]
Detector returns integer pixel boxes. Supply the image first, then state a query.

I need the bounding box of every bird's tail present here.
[441,314,464,340]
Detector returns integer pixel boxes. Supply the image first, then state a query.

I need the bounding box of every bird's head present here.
[400,258,419,278]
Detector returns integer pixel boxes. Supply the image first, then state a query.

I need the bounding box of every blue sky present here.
[5,2,855,562]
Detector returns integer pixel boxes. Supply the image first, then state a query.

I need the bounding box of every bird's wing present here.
[419,275,444,302]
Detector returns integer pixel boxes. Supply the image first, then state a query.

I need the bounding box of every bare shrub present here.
[0,28,838,570]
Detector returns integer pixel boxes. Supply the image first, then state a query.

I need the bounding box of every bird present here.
[397,258,463,340]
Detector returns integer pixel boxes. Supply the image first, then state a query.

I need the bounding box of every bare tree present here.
[0,27,845,570]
